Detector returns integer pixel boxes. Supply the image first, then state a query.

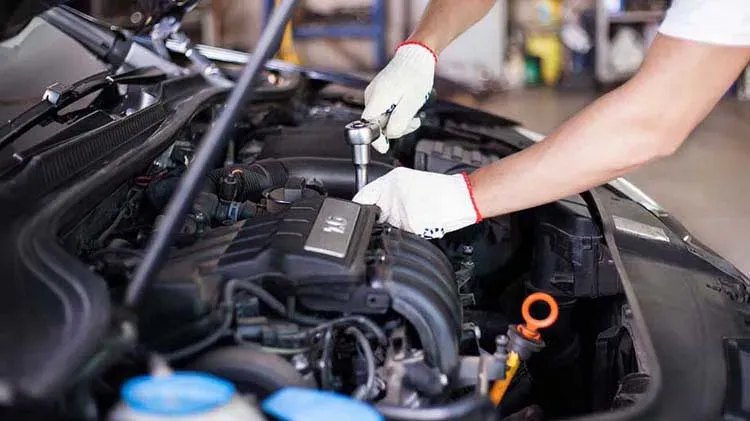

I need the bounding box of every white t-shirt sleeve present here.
[659,0,750,46]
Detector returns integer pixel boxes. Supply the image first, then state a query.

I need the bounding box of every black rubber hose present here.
[205,159,288,201]
[347,326,376,401]
[292,315,387,347]
[375,395,494,421]
[206,157,395,201]
[162,307,232,362]
[164,271,323,361]
[278,157,393,199]
[126,0,300,308]
[225,276,325,326]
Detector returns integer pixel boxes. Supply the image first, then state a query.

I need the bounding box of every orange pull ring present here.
[518,292,559,341]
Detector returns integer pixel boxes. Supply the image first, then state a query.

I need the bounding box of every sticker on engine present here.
[304,198,361,258]
[613,215,670,243]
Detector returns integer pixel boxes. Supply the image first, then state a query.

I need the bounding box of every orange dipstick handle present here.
[490,293,560,406]
[517,292,559,341]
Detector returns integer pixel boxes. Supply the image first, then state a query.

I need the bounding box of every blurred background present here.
[34,1,682,90]
[4,0,748,274]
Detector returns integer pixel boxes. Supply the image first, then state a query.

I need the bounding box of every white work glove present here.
[363,42,437,153]
[353,167,483,239]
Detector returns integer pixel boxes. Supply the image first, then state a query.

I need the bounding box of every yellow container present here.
[526,33,563,86]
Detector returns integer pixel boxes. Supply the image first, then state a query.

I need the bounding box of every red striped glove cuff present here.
[461,172,483,223]
[396,41,438,64]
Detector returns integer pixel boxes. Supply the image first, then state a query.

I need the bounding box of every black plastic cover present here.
[257,120,394,164]
[153,194,462,374]
[531,196,622,298]
[414,139,498,175]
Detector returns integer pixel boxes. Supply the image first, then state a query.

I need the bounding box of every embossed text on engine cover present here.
[304,198,361,258]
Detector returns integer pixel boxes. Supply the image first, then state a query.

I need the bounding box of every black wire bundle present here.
[347,326,376,401]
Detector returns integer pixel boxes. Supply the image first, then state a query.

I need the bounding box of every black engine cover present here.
[152,194,462,373]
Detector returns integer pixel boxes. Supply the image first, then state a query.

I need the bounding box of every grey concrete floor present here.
[475,88,750,276]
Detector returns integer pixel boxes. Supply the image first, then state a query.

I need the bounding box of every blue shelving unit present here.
[264,0,388,68]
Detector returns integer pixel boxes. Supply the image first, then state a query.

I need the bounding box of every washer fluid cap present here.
[122,372,236,416]
[263,387,383,421]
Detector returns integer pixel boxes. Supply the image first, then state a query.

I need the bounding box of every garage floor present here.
[475,88,750,276]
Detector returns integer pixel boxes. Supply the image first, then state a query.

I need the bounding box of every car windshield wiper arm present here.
[0,67,166,151]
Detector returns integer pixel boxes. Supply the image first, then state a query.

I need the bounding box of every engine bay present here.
[54,73,640,420]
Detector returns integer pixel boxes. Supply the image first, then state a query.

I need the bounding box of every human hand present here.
[352,167,482,239]
[362,42,437,153]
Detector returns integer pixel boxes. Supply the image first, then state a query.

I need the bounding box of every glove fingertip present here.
[408,117,421,131]
[372,135,389,154]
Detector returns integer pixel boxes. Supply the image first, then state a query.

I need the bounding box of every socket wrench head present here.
[345,119,381,146]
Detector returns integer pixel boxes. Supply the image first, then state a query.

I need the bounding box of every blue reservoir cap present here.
[122,372,236,416]
[263,388,383,421]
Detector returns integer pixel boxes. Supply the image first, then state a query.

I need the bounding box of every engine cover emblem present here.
[304,198,361,258]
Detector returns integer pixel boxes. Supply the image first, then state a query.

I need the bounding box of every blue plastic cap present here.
[122,372,236,416]
[263,388,383,421]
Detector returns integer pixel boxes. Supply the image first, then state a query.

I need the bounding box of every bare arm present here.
[469,35,750,217]
[408,0,496,53]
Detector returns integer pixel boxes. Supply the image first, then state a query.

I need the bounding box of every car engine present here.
[55,69,634,420]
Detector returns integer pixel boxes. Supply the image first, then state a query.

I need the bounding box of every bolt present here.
[461,245,474,255]
[292,354,309,371]
[130,11,143,24]
[495,335,509,357]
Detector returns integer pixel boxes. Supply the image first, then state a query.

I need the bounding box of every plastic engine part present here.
[531,196,622,298]
[149,194,461,375]
[414,139,498,175]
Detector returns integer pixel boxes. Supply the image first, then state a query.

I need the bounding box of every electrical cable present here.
[225,276,325,326]
[162,273,287,361]
[319,327,334,390]
[125,0,301,308]
[347,326,376,401]
[96,205,129,246]
[292,316,387,346]
[231,330,309,355]
[223,273,386,343]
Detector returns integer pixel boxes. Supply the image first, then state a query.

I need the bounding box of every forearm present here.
[408,0,496,53]
[469,35,749,218]
[469,87,674,217]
